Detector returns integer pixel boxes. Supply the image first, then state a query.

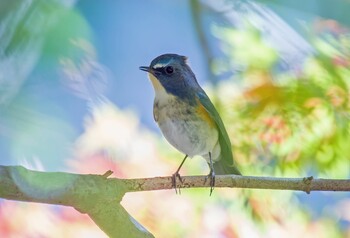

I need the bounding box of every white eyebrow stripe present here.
[153,63,168,69]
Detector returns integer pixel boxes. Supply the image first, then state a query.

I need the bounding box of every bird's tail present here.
[213,160,242,175]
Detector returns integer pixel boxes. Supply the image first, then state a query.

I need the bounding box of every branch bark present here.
[0,165,153,238]
[1,165,349,237]
[123,175,350,194]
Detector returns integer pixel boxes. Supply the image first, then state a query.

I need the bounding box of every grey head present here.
[140,54,201,100]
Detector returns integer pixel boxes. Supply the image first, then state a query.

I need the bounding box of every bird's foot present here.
[204,169,215,196]
[171,172,183,194]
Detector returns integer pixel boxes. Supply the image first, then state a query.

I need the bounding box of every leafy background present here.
[0,0,349,237]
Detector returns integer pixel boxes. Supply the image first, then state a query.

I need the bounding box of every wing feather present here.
[197,91,241,175]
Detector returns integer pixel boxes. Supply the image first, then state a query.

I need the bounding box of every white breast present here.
[153,92,219,160]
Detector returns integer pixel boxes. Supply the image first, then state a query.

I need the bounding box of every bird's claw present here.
[204,170,215,196]
[172,172,183,194]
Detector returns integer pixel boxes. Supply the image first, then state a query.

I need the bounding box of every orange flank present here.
[195,98,216,128]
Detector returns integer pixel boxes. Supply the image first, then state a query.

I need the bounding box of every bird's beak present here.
[139,66,151,73]
[140,66,159,76]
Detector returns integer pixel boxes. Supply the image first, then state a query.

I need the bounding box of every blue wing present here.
[197,91,241,175]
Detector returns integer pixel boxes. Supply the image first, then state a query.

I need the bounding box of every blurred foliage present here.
[0,0,107,168]
[199,18,350,238]
[213,21,350,180]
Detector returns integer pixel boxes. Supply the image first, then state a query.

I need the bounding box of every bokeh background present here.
[1,0,350,237]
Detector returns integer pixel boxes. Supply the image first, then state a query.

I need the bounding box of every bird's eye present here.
[165,66,174,75]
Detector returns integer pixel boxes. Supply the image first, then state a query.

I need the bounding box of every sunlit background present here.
[1,0,350,237]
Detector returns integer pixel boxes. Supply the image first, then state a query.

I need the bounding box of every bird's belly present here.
[156,100,218,158]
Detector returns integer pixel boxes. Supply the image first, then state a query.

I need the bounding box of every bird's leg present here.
[204,152,215,196]
[172,155,188,194]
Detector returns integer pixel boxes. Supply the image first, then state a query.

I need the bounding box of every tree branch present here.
[1,165,349,237]
[123,175,350,194]
[190,0,217,84]
[0,165,153,238]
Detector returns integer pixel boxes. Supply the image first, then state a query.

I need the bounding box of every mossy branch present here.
[1,165,349,237]
[0,165,153,238]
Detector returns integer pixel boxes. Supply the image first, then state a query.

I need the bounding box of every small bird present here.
[140,54,241,194]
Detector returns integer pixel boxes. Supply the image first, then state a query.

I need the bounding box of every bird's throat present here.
[148,73,167,94]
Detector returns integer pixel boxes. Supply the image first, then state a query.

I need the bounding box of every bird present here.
[140,54,241,195]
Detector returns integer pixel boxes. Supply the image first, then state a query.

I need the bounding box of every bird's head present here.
[140,54,200,99]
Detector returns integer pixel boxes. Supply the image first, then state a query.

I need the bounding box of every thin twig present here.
[122,175,350,194]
